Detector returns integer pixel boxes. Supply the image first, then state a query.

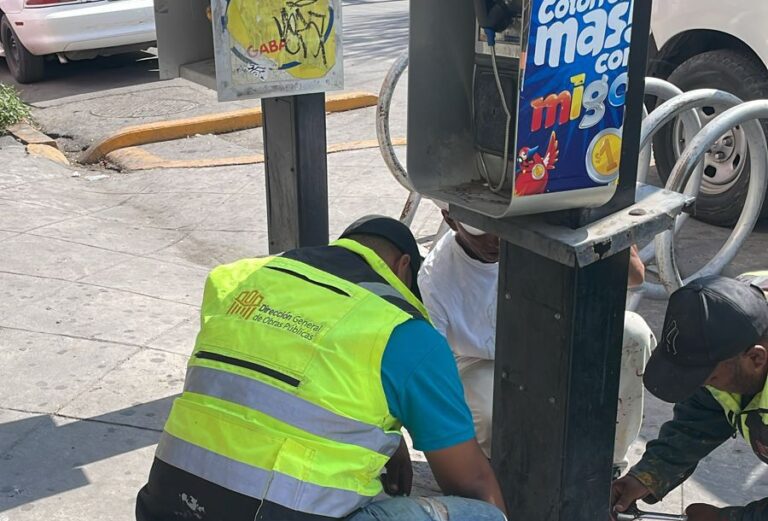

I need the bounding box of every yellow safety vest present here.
[708,381,768,464]
[154,239,429,518]
[709,270,768,464]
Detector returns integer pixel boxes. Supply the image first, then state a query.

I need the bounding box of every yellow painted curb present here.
[107,138,407,172]
[27,144,70,166]
[81,92,379,165]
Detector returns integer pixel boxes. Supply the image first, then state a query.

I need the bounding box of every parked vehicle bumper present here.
[5,0,155,56]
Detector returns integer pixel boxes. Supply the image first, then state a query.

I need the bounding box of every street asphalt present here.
[1,0,767,519]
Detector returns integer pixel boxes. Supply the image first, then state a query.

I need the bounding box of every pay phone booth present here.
[409,1,690,519]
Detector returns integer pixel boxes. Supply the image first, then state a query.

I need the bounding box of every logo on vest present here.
[226,289,324,341]
[227,290,265,320]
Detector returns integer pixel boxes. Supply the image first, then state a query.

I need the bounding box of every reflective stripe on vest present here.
[183,365,402,455]
[156,433,372,518]
[159,241,424,517]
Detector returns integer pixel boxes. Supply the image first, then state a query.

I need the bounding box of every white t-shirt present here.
[418,231,499,361]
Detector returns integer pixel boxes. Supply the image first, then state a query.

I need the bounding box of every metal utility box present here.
[409,0,635,218]
[153,0,344,101]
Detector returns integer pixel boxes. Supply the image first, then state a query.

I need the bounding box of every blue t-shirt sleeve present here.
[381,319,476,452]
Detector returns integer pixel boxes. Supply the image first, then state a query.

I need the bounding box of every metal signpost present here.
[209,0,343,252]
[154,0,343,252]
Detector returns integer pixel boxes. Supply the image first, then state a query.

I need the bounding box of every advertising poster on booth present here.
[211,0,344,101]
[513,0,634,197]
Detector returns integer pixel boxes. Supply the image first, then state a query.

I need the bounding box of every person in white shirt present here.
[419,210,656,475]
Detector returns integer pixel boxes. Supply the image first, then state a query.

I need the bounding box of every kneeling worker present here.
[419,209,656,476]
[612,275,768,521]
[136,216,507,521]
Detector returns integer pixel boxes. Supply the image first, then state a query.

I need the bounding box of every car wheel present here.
[1,16,45,83]
[652,49,768,227]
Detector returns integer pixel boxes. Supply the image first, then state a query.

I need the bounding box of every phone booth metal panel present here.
[409,0,635,218]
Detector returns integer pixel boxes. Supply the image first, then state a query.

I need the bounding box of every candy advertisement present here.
[514,0,634,197]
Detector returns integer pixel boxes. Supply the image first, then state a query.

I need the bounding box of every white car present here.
[0,0,156,83]
[649,0,768,226]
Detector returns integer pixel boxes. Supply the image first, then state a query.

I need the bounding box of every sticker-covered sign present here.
[513,0,633,197]
[212,0,343,101]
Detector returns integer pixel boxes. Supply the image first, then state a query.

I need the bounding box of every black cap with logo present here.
[340,215,423,299]
[644,275,768,403]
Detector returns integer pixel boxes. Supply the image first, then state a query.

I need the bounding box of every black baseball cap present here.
[644,275,768,403]
[340,215,423,299]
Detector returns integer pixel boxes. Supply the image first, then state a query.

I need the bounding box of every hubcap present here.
[672,104,748,195]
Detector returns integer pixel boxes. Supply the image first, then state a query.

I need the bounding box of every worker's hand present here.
[627,244,645,288]
[685,503,726,521]
[381,437,412,496]
[611,475,651,513]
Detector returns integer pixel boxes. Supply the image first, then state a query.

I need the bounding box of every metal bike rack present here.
[631,88,744,301]
[655,101,768,294]
[377,55,767,294]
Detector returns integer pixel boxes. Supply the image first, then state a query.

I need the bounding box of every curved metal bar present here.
[639,89,743,151]
[638,79,704,266]
[637,103,652,185]
[654,101,768,294]
[400,191,422,226]
[376,50,412,192]
[634,89,745,299]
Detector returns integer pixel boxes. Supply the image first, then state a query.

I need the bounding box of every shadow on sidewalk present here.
[0,395,176,512]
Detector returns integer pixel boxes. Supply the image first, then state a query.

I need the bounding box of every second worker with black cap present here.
[612,275,768,521]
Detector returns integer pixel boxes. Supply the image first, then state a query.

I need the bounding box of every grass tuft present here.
[0,83,30,133]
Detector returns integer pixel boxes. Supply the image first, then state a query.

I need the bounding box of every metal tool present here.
[615,506,688,521]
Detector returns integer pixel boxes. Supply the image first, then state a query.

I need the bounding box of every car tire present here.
[1,16,45,84]
[652,49,768,227]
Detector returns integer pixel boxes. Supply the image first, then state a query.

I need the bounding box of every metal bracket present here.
[450,183,694,268]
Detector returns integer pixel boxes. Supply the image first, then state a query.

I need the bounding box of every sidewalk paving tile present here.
[0,231,18,242]
[0,328,131,412]
[145,313,199,357]
[4,281,195,346]
[32,216,187,256]
[0,235,133,281]
[125,167,260,196]
[147,230,269,270]
[0,199,79,233]
[92,192,233,231]
[58,348,187,432]
[0,178,136,217]
[0,272,71,320]
[79,257,208,307]
[195,191,268,233]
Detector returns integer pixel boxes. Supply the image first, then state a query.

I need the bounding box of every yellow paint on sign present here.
[227,0,337,80]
